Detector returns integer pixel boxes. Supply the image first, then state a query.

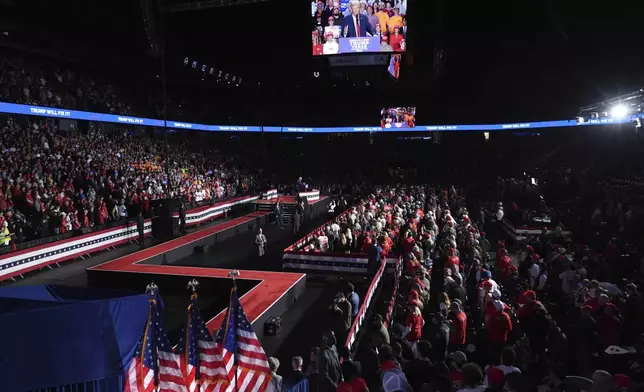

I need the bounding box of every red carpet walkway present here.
[89,211,305,333]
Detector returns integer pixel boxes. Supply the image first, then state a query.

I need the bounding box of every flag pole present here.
[187,279,201,391]
[228,270,241,392]
[146,283,160,392]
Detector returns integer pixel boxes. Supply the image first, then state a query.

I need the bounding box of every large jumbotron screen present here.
[312,0,408,56]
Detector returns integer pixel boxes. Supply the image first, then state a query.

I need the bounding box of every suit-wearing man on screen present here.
[341,0,375,37]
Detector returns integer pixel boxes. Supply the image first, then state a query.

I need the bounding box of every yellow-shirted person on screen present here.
[388,7,403,33]
[375,7,389,35]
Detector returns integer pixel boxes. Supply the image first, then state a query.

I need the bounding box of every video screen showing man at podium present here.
[312,0,409,56]
[381,107,416,128]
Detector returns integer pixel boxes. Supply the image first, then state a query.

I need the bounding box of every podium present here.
[151,199,182,241]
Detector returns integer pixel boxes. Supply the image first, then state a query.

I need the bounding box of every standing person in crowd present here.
[379,345,412,391]
[136,211,145,249]
[448,301,467,352]
[0,221,11,247]
[179,200,186,234]
[338,346,360,380]
[438,291,451,317]
[457,363,486,392]
[267,357,283,392]
[366,6,378,29]
[375,4,389,32]
[380,33,394,52]
[293,208,302,235]
[363,314,390,349]
[447,351,468,390]
[274,200,283,229]
[430,312,450,362]
[484,367,506,392]
[367,238,383,277]
[337,347,368,392]
[403,340,433,392]
[448,274,468,306]
[312,30,323,55]
[405,305,424,351]
[285,356,307,390]
[317,330,342,392]
[306,347,320,377]
[347,283,360,319]
[255,228,267,258]
[485,301,513,366]
[487,347,521,382]
[332,292,353,345]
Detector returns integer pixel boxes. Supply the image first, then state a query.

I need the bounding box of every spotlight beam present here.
[611,104,629,119]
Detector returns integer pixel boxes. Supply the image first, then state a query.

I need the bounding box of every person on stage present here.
[255,228,267,258]
[341,0,375,37]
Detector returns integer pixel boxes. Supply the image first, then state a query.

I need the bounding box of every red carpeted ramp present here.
[88,212,306,337]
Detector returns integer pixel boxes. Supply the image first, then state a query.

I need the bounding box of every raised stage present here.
[87,212,307,340]
[254,195,328,205]
[0,194,259,282]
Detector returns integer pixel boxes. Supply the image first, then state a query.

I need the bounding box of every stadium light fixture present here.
[611,104,630,119]
[579,88,643,120]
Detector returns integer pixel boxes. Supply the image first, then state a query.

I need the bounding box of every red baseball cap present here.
[487,367,505,387]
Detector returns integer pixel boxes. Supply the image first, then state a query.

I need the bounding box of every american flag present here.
[125,295,187,392]
[176,294,231,392]
[210,289,272,392]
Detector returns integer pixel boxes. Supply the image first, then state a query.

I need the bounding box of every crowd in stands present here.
[269,185,644,392]
[0,52,201,122]
[0,53,138,116]
[299,199,399,255]
[0,116,256,246]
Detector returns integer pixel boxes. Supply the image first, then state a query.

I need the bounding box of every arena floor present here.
[8,200,349,365]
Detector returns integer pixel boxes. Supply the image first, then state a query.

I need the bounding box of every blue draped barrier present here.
[0,285,149,392]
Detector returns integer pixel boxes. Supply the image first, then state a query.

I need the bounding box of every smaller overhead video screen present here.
[381,107,416,128]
